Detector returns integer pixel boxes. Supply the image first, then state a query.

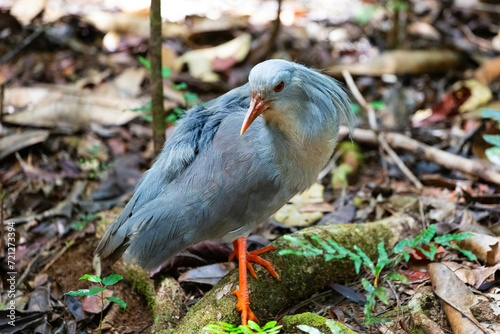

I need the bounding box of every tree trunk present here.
[150,0,165,155]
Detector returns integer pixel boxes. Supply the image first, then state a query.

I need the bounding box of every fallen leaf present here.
[175,33,251,82]
[459,209,495,236]
[0,130,50,161]
[83,12,187,39]
[475,56,500,85]
[10,0,46,25]
[178,262,236,285]
[442,260,500,289]
[329,283,366,305]
[406,243,447,261]
[299,202,334,213]
[398,269,430,282]
[429,263,489,334]
[95,67,147,98]
[457,233,500,265]
[4,85,143,132]
[82,289,113,314]
[408,21,441,40]
[452,80,492,113]
[274,183,325,226]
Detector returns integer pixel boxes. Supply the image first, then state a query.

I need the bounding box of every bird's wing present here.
[102,113,286,270]
[95,84,252,263]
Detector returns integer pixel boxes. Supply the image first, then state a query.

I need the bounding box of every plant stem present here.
[100,287,104,334]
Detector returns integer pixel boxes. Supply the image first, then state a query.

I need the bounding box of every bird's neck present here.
[263,109,338,193]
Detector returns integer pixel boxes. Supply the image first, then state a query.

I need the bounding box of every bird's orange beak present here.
[241,95,269,135]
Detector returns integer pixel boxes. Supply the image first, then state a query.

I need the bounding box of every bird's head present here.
[241,59,354,137]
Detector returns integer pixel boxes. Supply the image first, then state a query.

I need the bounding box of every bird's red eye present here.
[274,82,284,92]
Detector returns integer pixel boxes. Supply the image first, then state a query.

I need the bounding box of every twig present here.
[0,25,47,65]
[450,122,483,155]
[339,126,500,186]
[342,70,423,189]
[0,178,4,253]
[267,0,282,54]
[40,232,80,273]
[0,84,4,126]
[342,70,377,130]
[378,135,424,189]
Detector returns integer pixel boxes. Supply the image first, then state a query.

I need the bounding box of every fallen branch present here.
[173,215,417,334]
[339,127,500,186]
[342,70,423,189]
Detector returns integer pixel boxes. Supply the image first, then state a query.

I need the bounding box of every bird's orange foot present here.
[230,237,279,325]
[229,243,280,280]
[233,288,258,325]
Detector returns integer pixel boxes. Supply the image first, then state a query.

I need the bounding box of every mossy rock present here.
[281,312,357,334]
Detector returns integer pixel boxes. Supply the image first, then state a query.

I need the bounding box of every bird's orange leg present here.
[229,237,279,325]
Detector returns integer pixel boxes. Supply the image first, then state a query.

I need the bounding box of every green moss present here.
[126,265,156,315]
[331,321,357,334]
[153,278,184,333]
[282,312,329,333]
[281,313,358,334]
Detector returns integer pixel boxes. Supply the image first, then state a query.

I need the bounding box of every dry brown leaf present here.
[475,56,500,85]
[408,21,441,40]
[429,263,490,334]
[487,242,500,266]
[10,0,46,25]
[4,85,144,132]
[82,289,113,314]
[0,130,50,161]
[175,33,251,82]
[459,209,496,236]
[452,80,492,113]
[178,262,236,285]
[274,183,324,226]
[299,202,334,213]
[94,67,147,98]
[457,233,500,265]
[83,12,187,39]
[443,261,500,289]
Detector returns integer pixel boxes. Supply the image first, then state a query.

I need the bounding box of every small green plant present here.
[392,224,476,263]
[481,109,500,166]
[280,225,475,325]
[71,212,99,231]
[66,274,126,334]
[79,145,110,179]
[354,1,408,24]
[203,320,282,334]
[134,56,199,124]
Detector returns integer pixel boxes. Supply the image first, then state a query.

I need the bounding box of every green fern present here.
[202,321,282,334]
[279,225,475,325]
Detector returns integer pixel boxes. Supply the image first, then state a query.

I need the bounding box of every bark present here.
[150,0,166,155]
[173,215,417,334]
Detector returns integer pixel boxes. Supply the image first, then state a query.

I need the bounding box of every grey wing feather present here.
[112,127,284,270]
[94,84,251,265]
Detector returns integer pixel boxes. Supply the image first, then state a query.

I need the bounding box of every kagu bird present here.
[95,59,354,325]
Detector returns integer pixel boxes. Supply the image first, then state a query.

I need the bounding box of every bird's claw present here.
[229,245,280,280]
[234,289,258,325]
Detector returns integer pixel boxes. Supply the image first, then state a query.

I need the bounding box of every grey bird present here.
[95,59,354,324]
